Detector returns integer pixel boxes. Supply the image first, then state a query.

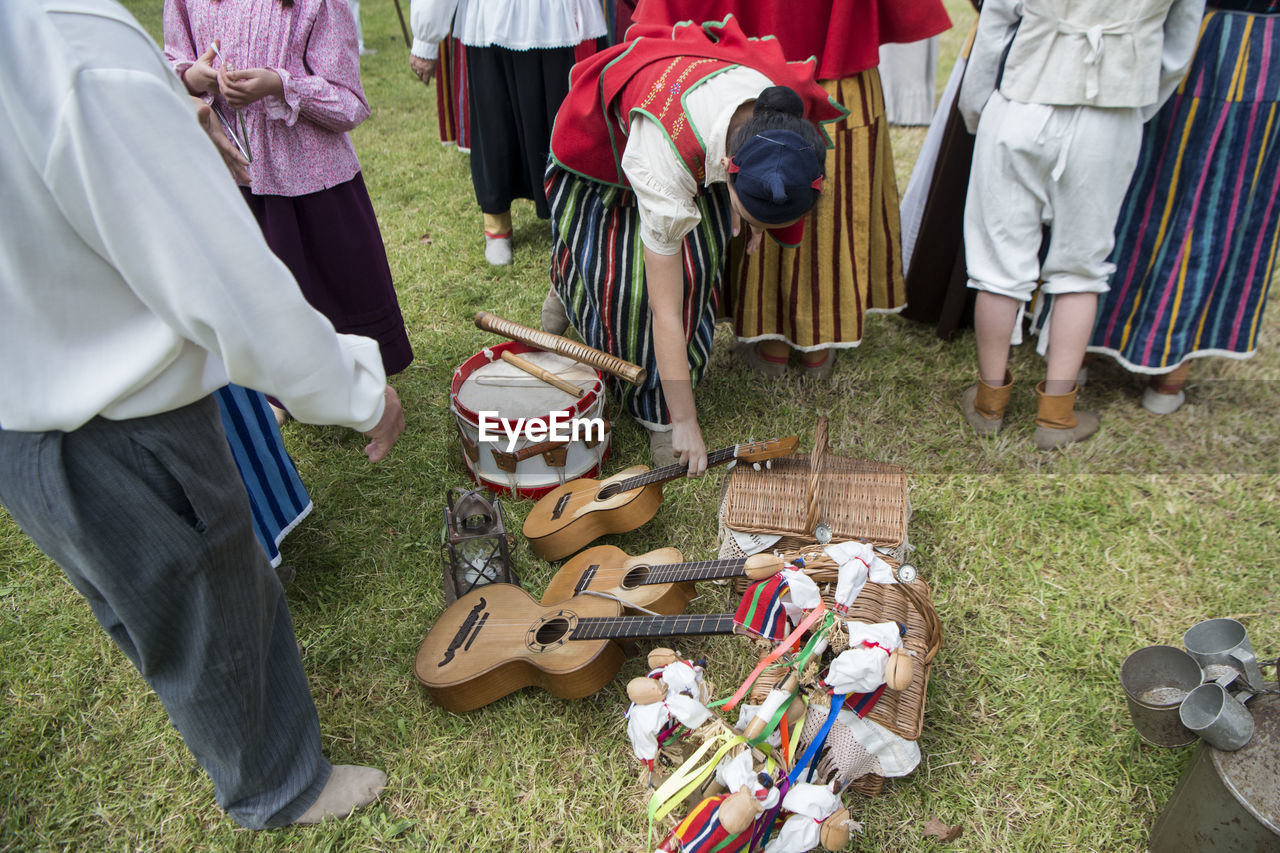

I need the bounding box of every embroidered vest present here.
[615,56,735,184]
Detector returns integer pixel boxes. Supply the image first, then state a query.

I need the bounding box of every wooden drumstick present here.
[475,311,647,386]
[499,351,586,397]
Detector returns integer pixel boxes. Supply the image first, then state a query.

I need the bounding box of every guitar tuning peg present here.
[765,459,772,470]
[727,460,737,471]
[753,462,762,471]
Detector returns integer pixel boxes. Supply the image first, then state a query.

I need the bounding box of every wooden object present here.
[414,584,742,712]
[717,790,760,835]
[884,648,913,691]
[820,808,853,850]
[540,546,784,614]
[475,311,647,385]
[523,437,798,561]
[499,350,587,397]
[626,676,668,705]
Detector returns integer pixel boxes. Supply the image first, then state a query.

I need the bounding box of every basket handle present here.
[899,579,943,664]
[802,417,830,534]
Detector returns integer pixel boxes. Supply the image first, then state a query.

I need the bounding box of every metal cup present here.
[1179,683,1255,751]
[1120,645,1204,747]
[1183,618,1266,692]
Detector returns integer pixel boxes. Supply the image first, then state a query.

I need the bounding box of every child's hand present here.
[183,43,221,96]
[219,66,283,108]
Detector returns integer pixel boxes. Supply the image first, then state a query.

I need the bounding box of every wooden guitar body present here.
[540,545,691,614]
[522,466,664,561]
[415,584,626,713]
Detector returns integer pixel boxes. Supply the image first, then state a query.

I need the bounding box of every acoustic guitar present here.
[522,437,798,561]
[415,583,741,713]
[540,546,785,615]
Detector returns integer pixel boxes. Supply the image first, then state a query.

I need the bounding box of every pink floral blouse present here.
[164,0,370,196]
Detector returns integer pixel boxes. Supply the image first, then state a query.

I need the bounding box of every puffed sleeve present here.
[621,114,702,256]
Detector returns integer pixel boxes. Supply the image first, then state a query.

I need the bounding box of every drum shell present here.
[450,341,610,499]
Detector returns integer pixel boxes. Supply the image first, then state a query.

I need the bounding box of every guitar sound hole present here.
[597,483,619,500]
[534,617,570,646]
[621,566,650,589]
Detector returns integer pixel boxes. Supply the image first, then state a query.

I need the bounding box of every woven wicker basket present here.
[722,418,909,551]
[741,555,941,797]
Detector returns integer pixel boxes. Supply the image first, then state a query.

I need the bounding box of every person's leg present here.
[960,94,1049,432]
[1043,292,1098,395]
[0,400,378,828]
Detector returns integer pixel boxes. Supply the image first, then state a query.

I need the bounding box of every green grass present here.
[2,1,1278,850]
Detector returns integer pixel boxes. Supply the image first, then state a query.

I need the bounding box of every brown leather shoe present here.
[960,372,1013,436]
[1033,381,1100,450]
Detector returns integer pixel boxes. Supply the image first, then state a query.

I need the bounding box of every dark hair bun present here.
[754,86,804,119]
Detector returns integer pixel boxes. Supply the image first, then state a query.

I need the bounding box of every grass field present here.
[1,2,1277,850]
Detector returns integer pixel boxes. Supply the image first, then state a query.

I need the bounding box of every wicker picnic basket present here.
[721,418,909,553]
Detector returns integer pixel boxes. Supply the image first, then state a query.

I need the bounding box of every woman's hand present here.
[409,55,438,85]
[191,98,250,183]
[671,418,708,477]
[218,65,284,109]
[183,43,221,96]
[728,202,765,255]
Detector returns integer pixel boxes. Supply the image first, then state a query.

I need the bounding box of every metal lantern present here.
[441,487,516,603]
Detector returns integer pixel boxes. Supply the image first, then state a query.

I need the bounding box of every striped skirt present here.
[214,385,312,568]
[546,164,733,428]
[725,71,905,352]
[1089,9,1280,373]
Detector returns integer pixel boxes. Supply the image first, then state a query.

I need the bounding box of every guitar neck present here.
[644,558,749,586]
[571,612,737,641]
[608,446,738,493]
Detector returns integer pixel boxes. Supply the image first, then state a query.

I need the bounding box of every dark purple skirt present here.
[242,173,414,376]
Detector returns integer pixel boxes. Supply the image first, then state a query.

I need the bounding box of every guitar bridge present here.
[551,493,571,520]
[573,564,599,596]
[437,597,487,667]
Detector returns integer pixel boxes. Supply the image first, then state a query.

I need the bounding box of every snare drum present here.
[450,341,610,499]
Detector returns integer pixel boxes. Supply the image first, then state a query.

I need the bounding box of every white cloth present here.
[0,0,387,433]
[959,0,1204,123]
[779,568,822,626]
[963,91,1143,351]
[625,662,712,761]
[878,37,938,127]
[622,66,773,255]
[833,707,921,778]
[714,751,780,811]
[825,621,903,694]
[825,541,897,609]
[762,782,841,853]
[732,703,782,750]
[409,0,606,58]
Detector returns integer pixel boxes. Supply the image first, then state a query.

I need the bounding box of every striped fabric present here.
[733,575,791,641]
[670,794,752,853]
[1089,8,1280,373]
[726,71,905,352]
[214,385,311,568]
[546,163,733,428]
[435,37,472,152]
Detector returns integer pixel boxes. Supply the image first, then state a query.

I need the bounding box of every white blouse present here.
[410,0,606,58]
[621,66,773,256]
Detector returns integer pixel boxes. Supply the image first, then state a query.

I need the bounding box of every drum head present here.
[456,350,599,421]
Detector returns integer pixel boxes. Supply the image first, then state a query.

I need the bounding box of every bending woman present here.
[544,16,840,471]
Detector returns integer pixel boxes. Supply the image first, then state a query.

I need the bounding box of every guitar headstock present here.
[733,436,799,464]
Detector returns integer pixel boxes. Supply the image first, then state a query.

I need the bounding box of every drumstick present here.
[499,351,587,397]
[475,311,647,386]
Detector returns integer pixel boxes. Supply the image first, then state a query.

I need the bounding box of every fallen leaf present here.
[923,817,963,843]
[418,233,433,245]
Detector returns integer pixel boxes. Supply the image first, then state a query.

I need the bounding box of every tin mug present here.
[1182,618,1266,692]
[1120,645,1204,747]
[1178,682,1255,751]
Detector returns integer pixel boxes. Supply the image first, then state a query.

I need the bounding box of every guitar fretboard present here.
[645,558,749,585]
[571,612,736,641]
[603,446,738,496]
